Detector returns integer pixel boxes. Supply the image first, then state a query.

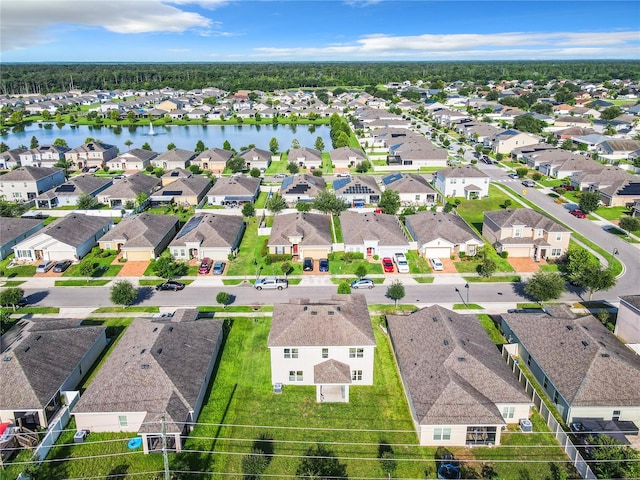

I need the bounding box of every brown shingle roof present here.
[100,213,179,248]
[405,212,481,245]
[268,212,331,247]
[340,211,408,246]
[484,209,568,232]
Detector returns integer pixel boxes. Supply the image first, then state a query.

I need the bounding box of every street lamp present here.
[254,258,259,279]
[455,287,467,307]
[465,283,470,306]
[609,248,619,270]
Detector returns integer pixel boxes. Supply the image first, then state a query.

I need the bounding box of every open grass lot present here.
[456,184,522,232]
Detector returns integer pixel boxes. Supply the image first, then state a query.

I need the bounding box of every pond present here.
[1,123,332,153]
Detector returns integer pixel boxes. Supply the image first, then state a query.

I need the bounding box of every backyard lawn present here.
[456,184,522,232]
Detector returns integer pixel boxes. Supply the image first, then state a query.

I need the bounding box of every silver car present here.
[36,260,55,273]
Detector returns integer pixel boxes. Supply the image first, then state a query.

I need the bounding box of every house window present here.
[349,348,364,358]
[275,246,285,254]
[322,348,328,359]
[543,377,548,388]
[502,406,515,419]
[352,370,363,381]
[433,427,451,441]
[118,415,128,427]
[284,348,298,359]
[415,195,421,201]
[556,233,562,241]
[514,228,522,238]
[289,370,303,381]
[553,391,559,404]
[450,179,457,184]
[535,229,543,238]
[180,249,185,257]
[551,248,561,257]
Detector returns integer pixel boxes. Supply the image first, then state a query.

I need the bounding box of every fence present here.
[502,348,597,479]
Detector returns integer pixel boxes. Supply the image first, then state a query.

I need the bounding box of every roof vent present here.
[566,325,573,331]
[169,327,174,332]
[601,353,610,358]
[459,339,466,346]
[448,317,453,322]
[432,316,438,322]
[598,341,606,347]
[153,327,158,332]
[303,306,308,311]
[328,311,334,316]
[140,349,146,354]
[581,340,589,347]
[457,357,466,362]
[141,364,150,369]
[3,356,11,362]
[336,306,341,311]
[157,348,163,354]
[443,339,449,346]
[311,311,317,316]
[35,335,42,341]
[23,346,30,353]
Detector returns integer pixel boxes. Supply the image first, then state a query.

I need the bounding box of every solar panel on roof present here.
[333,178,351,190]
[55,184,76,193]
[382,173,403,185]
[176,215,203,239]
[281,176,294,189]
[162,190,183,196]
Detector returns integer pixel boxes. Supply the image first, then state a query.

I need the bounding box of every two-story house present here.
[0,166,66,202]
[64,142,118,170]
[434,165,490,199]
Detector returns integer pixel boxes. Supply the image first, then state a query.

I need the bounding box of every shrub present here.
[145,164,154,172]
[343,251,364,263]
[555,187,567,196]
[312,169,323,177]
[501,251,509,259]
[337,282,351,294]
[532,172,542,181]
[260,238,268,258]
[459,252,466,259]
[372,254,379,261]
[619,216,640,232]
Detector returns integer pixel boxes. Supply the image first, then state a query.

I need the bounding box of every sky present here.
[1,0,639,63]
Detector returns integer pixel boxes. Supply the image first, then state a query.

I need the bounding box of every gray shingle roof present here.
[387,305,530,425]
[502,313,640,407]
[405,212,481,245]
[314,359,352,384]
[0,166,63,182]
[382,173,434,194]
[329,147,366,162]
[333,175,380,195]
[100,213,179,248]
[99,172,160,199]
[169,213,244,249]
[340,211,408,247]
[207,176,261,197]
[42,214,112,247]
[0,217,43,244]
[288,147,322,163]
[269,294,375,347]
[484,209,568,232]
[439,165,489,179]
[268,212,331,247]
[620,295,640,312]
[153,175,211,197]
[154,149,197,163]
[73,316,223,434]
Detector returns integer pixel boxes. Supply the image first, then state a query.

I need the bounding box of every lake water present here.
[2,123,332,153]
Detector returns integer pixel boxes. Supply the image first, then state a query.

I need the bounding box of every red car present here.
[570,209,586,218]
[382,257,395,273]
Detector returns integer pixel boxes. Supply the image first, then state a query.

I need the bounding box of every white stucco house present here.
[434,165,490,199]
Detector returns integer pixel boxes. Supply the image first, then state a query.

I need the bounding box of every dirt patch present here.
[508,257,544,273]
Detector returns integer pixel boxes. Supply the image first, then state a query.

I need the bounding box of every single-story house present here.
[192,148,233,174]
[280,174,326,204]
[0,319,107,430]
[160,168,193,187]
[387,305,531,446]
[152,149,197,171]
[169,213,245,261]
[73,312,224,454]
[434,165,490,199]
[330,147,366,170]
[97,172,161,209]
[287,147,322,170]
[13,213,112,262]
[387,140,448,169]
[333,176,381,207]
[381,173,437,206]
[0,166,66,202]
[0,217,44,260]
[239,147,272,171]
[405,212,482,259]
[206,176,261,206]
[268,212,332,260]
[268,294,376,403]
[148,175,211,207]
[99,213,180,261]
[35,174,113,208]
[105,148,159,171]
[340,211,409,258]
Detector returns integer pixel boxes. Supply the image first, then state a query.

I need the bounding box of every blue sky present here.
[1,0,639,62]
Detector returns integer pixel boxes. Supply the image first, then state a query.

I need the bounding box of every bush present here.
[501,251,509,259]
[337,282,351,294]
[268,254,292,263]
[145,164,154,172]
[619,216,640,232]
[296,202,312,212]
[503,199,512,209]
[343,251,364,263]
[260,238,268,258]
[532,172,542,181]
[312,169,323,177]
[372,254,379,261]
[555,187,567,196]
[459,252,466,259]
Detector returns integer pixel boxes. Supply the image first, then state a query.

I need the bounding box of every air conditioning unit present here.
[74,430,88,443]
[519,418,533,433]
[273,383,283,394]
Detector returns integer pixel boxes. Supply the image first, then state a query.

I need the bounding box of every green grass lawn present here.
[328,253,383,275]
[463,275,521,283]
[592,206,630,221]
[254,191,268,208]
[406,251,431,274]
[55,279,111,286]
[0,255,36,277]
[456,184,522,232]
[63,250,123,277]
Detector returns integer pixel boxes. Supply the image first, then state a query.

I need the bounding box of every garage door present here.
[126,250,152,261]
[379,247,407,258]
[424,247,451,259]
[506,246,531,258]
[302,247,330,260]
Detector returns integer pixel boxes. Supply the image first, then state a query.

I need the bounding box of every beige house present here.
[483,209,570,260]
[148,175,211,207]
[615,295,640,348]
[152,149,197,171]
[268,212,332,260]
[106,148,158,171]
[240,147,272,171]
[340,211,409,258]
[280,174,326,205]
[64,142,118,169]
[192,148,233,174]
[492,130,539,155]
[268,294,376,403]
[0,166,66,202]
[287,147,322,170]
[329,146,366,170]
[160,168,193,187]
[405,212,482,259]
[169,213,245,261]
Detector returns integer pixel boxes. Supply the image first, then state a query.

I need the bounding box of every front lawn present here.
[406,251,431,274]
[63,249,123,277]
[1,255,36,277]
[456,184,522,232]
[593,206,631,221]
[328,252,383,275]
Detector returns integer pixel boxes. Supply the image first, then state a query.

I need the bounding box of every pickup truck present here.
[394,253,410,273]
[254,277,288,290]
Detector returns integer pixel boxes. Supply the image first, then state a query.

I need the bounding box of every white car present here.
[394,253,410,273]
[430,258,444,271]
[35,260,55,273]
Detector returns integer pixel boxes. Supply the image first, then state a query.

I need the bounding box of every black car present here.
[319,258,329,272]
[53,260,72,273]
[303,258,314,271]
[155,281,185,291]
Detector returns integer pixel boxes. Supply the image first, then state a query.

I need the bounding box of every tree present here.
[216,291,231,309]
[355,262,368,279]
[291,138,300,149]
[242,202,255,217]
[280,261,292,277]
[513,115,545,134]
[515,167,529,178]
[312,191,349,215]
[524,271,566,303]
[578,190,601,214]
[619,216,640,232]
[242,449,270,480]
[223,140,232,151]
[355,160,370,173]
[110,280,137,306]
[0,287,24,311]
[78,259,96,281]
[588,434,640,479]
[249,167,261,178]
[227,156,246,173]
[477,259,497,278]
[530,102,553,115]
[296,444,347,480]
[269,137,279,155]
[600,106,623,121]
[314,136,325,152]
[379,450,397,479]
[167,142,176,150]
[386,280,405,307]
[195,140,206,153]
[502,199,512,209]
[574,263,616,301]
[135,192,149,208]
[287,161,299,174]
[124,139,133,149]
[152,255,188,280]
[337,282,351,294]
[30,135,39,149]
[76,193,99,209]
[559,139,575,151]
[265,192,287,214]
[335,131,350,148]
[561,245,597,282]
[378,190,401,215]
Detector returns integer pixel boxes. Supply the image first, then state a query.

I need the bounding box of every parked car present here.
[212,261,225,275]
[429,257,445,271]
[350,278,375,289]
[522,179,535,187]
[336,172,351,177]
[52,260,72,273]
[382,257,395,273]
[254,277,288,290]
[155,281,185,291]
[35,261,54,273]
[508,173,519,179]
[303,257,314,271]
[198,257,212,274]
[319,258,329,272]
[273,173,287,179]
[570,209,586,218]
[394,253,410,273]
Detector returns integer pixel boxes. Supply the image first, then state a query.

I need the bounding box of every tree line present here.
[2,61,640,95]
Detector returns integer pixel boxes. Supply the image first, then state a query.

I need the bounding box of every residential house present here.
[387,305,531,446]
[35,174,112,208]
[483,209,570,260]
[206,176,261,206]
[267,294,376,403]
[501,311,640,424]
[0,319,107,429]
[597,140,640,160]
[492,130,540,155]
[99,213,180,261]
[169,213,245,261]
[340,211,409,258]
[387,139,448,169]
[381,173,437,206]
[287,147,323,170]
[106,148,159,171]
[597,178,640,207]
[192,148,233,174]
[0,148,26,170]
[434,165,490,199]
[268,212,332,260]
[160,168,193,187]
[280,174,326,205]
[0,218,44,260]
[554,116,592,128]
[97,172,160,208]
[0,166,66,202]
[333,176,381,207]
[570,165,632,192]
[13,213,112,262]
[152,149,197,171]
[73,312,224,454]
[405,212,482,259]
[148,175,211,207]
[239,147,271,171]
[615,295,640,349]
[329,147,366,170]
[64,142,118,169]
[18,145,69,168]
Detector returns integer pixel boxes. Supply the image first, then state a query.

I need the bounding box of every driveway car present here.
[35,261,54,273]
[570,209,586,218]
[350,278,375,289]
[155,281,185,291]
[254,277,288,290]
[212,261,225,275]
[429,257,444,271]
[273,173,287,179]
[319,258,329,272]
[382,257,395,273]
[198,257,212,274]
[303,257,314,272]
[52,260,72,273]
[394,253,410,273]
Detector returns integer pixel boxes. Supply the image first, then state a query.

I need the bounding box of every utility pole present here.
[162,417,170,480]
